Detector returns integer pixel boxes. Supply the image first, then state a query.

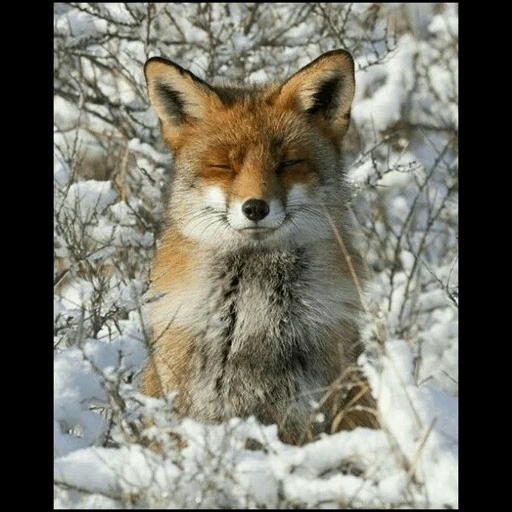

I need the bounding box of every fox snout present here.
[221,189,287,236]
[185,180,333,248]
[241,199,269,222]
[230,195,285,237]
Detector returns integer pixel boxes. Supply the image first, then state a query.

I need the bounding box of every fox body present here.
[141,50,377,444]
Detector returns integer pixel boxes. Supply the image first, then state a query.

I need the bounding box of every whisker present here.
[184,208,232,239]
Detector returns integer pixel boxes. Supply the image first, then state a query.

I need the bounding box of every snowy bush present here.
[54,3,458,508]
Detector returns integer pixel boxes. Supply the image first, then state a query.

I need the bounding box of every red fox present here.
[141,50,378,445]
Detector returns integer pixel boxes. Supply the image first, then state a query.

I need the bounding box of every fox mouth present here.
[238,226,276,237]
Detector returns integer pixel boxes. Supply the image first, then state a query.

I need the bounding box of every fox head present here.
[144,50,355,250]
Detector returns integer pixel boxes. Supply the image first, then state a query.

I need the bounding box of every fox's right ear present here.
[144,57,221,148]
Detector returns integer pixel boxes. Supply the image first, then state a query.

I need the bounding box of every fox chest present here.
[197,251,311,363]
[169,250,357,420]
[149,248,359,421]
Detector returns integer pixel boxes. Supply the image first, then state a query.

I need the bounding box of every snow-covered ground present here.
[54,3,458,508]
[54,337,457,508]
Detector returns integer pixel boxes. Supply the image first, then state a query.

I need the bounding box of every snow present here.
[127,138,173,166]
[58,9,107,40]
[54,294,458,506]
[54,345,108,457]
[53,344,458,507]
[429,9,458,38]
[64,181,118,222]
[353,34,416,134]
[54,3,458,508]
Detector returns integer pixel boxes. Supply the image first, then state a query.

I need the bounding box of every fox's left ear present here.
[276,50,355,140]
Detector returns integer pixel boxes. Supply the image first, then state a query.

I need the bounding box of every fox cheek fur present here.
[141,50,379,446]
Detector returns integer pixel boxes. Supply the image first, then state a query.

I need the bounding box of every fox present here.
[140,49,378,445]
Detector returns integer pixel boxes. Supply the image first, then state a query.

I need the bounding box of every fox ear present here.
[276,50,355,140]
[144,57,221,147]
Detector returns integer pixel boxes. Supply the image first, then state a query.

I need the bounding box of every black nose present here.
[242,199,269,221]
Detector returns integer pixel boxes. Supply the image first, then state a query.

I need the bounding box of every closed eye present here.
[282,160,303,167]
[210,164,232,170]
[277,159,304,173]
